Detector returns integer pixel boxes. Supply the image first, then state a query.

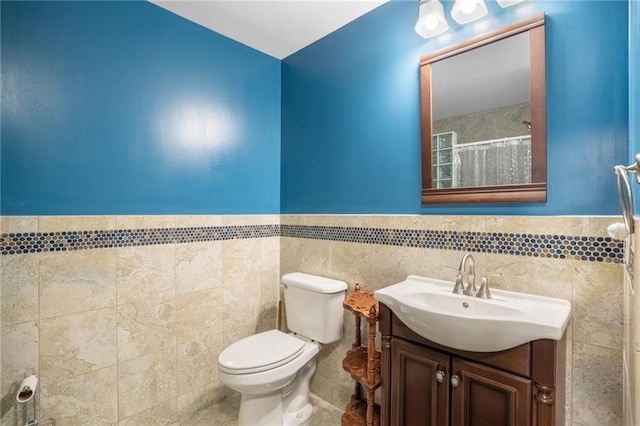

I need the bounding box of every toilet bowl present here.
[218,330,320,425]
[217,272,347,426]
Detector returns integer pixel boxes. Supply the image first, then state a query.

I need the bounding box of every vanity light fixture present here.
[496,0,525,7]
[451,0,488,24]
[415,0,450,39]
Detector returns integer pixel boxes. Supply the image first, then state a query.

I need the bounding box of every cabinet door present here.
[391,338,449,426]
[451,358,532,426]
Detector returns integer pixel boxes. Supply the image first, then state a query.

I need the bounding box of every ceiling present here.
[150,0,389,59]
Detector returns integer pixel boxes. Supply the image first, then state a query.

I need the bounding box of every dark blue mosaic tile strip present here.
[280,225,624,264]
[1,225,280,255]
[1,223,624,263]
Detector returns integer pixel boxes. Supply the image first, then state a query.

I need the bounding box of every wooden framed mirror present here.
[420,14,546,204]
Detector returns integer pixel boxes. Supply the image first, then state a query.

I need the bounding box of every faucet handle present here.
[462,273,477,296]
[452,272,465,294]
[476,276,492,299]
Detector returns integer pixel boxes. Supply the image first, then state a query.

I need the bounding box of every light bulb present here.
[415,0,449,38]
[423,15,439,30]
[460,0,477,14]
[451,0,487,24]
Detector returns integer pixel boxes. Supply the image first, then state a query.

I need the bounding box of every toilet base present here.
[238,391,283,426]
[237,359,316,426]
[282,402,313,426]
[282,359,316,426]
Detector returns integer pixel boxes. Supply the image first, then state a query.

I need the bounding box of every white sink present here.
[374,275,572,352]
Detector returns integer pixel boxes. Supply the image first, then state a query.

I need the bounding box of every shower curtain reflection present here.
[454,136,532,187]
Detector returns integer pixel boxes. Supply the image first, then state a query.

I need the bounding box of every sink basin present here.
[374,275,572,352]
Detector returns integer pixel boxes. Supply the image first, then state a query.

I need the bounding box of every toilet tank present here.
[281,272,348,344]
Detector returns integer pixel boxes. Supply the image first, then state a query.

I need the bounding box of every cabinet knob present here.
[435,370,445,383]
[451,374,461,388]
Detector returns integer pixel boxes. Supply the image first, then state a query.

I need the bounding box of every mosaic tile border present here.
[281,225,624,264]
[1,225,279,255]
[1,224,624,263]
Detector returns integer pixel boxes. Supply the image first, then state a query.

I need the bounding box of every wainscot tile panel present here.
[41,366,118,425]
[118,347,178,419]
[1,253,38,326]
[0,321,39,426]
[280,215,624,426]
[39,248,117,319]
[117,295,177,362]
[0,215,280,426]
[0,214,624,426]
[39,307,117,383]
[118,399,179,426]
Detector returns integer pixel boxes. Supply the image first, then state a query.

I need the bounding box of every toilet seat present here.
[218,330,305,375]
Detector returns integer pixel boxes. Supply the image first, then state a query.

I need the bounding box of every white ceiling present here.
[150,0,389,59]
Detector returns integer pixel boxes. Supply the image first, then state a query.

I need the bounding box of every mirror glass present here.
[421,14,546,204]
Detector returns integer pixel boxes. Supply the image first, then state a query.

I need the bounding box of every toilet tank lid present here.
[281,272,347,294]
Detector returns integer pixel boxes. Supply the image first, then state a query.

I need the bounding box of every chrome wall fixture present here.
[614,154,640,236]
[415,0,525,39]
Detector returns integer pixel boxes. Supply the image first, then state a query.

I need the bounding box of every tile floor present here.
[179,394,343,425]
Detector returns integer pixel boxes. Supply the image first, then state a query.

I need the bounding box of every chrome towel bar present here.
[614,153,640,236]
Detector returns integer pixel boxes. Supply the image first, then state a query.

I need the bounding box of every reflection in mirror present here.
[421,14,546,204]
[432,32,531,188]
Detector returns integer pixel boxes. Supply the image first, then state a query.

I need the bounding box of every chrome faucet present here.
[457,253,477,296]
[452,254,495,299]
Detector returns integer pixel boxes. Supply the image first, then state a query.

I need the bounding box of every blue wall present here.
[1,1,281,215]
[1,1,631,217]
[281,0,629,215]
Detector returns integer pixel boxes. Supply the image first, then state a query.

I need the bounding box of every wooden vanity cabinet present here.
[391,338,449,426]
[450,356,532,426]
[379,303,565,426]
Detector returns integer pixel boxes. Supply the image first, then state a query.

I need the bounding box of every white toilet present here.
[218,272,347,426]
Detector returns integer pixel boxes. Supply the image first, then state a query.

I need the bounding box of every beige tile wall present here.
[1,214,624,426]
[0,215,280,426]
[280,215,624,426]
